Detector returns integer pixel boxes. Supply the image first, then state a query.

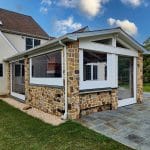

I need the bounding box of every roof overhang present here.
[5,27,148,62]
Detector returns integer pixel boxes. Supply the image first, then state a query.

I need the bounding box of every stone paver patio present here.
[80,94,150,150]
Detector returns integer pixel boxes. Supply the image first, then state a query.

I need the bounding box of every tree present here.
[143,37,150,83]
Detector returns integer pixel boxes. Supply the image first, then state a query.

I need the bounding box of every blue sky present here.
[0,0,150,44]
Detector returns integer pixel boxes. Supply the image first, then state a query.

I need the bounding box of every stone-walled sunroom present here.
[5,28,144,119]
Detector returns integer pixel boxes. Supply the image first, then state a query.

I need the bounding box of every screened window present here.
[32,51,62,78]
[83,51,107,81]
[0,64,3,77]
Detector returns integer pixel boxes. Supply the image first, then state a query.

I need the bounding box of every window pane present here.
[26,38,33,50]
[34,39,41,47]
[83,51,107,81]
[0,64,3,77]
[32,51,62,78]
[84,65,91,80]
[15,65,21,76]
[118,56,134,100]
[93,65,98,80]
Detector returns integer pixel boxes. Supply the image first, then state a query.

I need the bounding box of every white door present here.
[118,56,137,107]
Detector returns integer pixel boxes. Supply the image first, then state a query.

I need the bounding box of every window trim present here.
[30,50,64,86]
[0,63,3,77]
[26,37,41,50]
[80,49,118,90]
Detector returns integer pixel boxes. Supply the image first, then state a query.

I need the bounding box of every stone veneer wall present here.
[24,56,65,117]
[79,89,118,116]
[66,41,80,119]
[137,52,143,103]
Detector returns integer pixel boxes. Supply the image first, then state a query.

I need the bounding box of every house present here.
[4,26,145,120]
[0,8,50,96]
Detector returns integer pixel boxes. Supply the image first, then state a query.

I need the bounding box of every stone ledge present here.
[79,88,116,95]
[30,84,64,89]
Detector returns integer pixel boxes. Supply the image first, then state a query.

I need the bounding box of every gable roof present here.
[5,27,148,61]
[0,8,49,39]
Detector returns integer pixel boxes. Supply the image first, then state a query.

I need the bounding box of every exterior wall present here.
[79,89,118,117]
[66,42,80,119]
[0,32,18,95]
[4,32,48,52]
[137,52,143,103]
[24,57,65,116]
[28,86,64,116]
[0,32,48,96]
[6,41,143,120]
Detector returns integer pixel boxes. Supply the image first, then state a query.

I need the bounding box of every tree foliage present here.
[143,37,150,83]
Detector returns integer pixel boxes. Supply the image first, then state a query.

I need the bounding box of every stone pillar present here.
[24,57,30,103]
[111,89,118,109]
[137,52,143,103]
[66,41,80,119]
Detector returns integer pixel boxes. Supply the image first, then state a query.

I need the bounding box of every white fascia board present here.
[71,28,146,53]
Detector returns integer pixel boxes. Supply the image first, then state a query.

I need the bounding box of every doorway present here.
[118,56,136,107]
[11,60,25,100]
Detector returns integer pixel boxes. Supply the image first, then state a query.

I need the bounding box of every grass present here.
[144,83,150,92]
[0,100,132,150]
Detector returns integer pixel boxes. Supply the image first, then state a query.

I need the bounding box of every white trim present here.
[11,92,25,101]
[10,62,25,101]
[79,50,117,90]
[79,41,138,57]
[118,98,136,107]
[30,50,64,86]
[29,47,62,58]
[118,57,137,107]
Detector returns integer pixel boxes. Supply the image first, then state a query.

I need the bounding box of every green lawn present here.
[144,83,150,92]
[0,100,132,150]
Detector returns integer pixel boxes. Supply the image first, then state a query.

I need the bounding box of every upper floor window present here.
[83,51,107,81]
[26,38,41,50]
[0,64,3,77]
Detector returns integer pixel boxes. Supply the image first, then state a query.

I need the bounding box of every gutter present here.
[59,40,68,120]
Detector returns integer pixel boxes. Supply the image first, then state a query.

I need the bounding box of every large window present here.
[83,51,107,81]
[26,38,41,50]
[30,51,63,86]
[32,51,62,78]
[0,64,3,77]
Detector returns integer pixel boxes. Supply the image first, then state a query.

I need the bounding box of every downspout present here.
[59,40,68,120]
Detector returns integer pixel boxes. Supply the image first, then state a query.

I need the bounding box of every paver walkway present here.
[80,94,150,150]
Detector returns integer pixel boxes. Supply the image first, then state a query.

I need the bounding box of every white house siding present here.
[0,32,48,95]
[0,32,17,95]
[4,32,48,52]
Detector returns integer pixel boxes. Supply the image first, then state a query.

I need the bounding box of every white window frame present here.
[118,57,137,107]
[80,49,118,90]
[30,50,64,86]
[26,37,41,50]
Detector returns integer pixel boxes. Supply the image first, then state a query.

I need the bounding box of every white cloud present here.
[57,0,109,17]
[40,7,49,14]
[41,0,52,6]
[79,0,109,17]
[107,18,138,36]
[121,0,143,7]
[55,16,82,34]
